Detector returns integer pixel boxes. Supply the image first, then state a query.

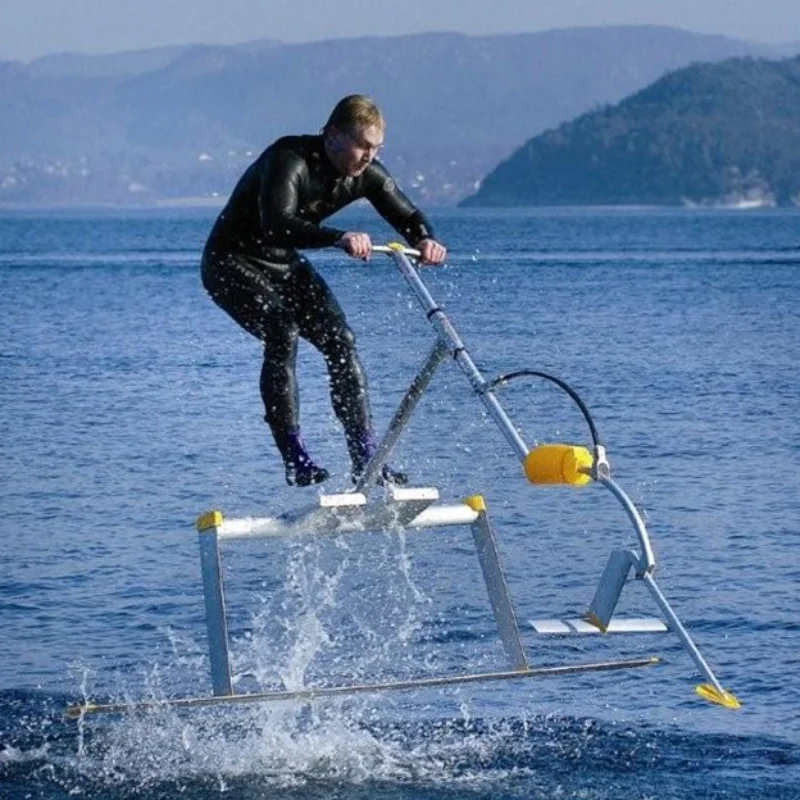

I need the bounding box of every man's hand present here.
[338,231,373,260]
[417,238,447,265]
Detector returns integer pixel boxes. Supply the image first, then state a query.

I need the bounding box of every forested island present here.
[461,55,800,207]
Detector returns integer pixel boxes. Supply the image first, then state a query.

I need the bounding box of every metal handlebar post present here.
[372,245,529,463]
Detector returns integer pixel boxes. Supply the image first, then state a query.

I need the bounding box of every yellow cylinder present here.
[524,444,593,486]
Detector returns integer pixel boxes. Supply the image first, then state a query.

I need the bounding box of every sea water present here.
[1,206,799,798]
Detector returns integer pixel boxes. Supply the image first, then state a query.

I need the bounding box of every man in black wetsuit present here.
[202,94,447,487]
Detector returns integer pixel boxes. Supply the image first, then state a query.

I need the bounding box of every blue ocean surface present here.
[1,206,799,798]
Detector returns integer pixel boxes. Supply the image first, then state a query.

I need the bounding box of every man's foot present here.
[352,463,408,486]
[348,428,408,486]
[272,427,329,487]
[286,462,330,487]
[377,464,408,485]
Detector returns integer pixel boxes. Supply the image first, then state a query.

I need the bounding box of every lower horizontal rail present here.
[67,656,659,718]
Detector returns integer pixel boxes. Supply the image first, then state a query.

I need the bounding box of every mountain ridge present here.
[0,26,792,206]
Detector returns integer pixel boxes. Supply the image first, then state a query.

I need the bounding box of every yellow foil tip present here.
[696,684,741,710]
[464,495,486,512]
[584,611,608,633]
[196,509,224,532]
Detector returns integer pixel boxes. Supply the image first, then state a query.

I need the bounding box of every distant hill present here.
[461,55,800,207]
[25,39,284,78]
[0,26,788,206]
[26,45,197,79]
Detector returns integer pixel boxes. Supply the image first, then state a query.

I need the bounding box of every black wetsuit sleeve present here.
[258,149,345,249]
[365,165,438,247]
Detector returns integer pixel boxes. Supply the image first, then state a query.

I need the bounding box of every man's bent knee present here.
[318,325,358,361]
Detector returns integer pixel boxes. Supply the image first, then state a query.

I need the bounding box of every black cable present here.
[485,370,601,447]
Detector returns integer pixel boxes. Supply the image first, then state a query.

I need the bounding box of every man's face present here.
[327,123,384,177]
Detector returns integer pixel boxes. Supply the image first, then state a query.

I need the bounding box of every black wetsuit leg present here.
[279,257,372,445]
[201,250,295,342]
[201,250,301,440]
[201,250,372,453]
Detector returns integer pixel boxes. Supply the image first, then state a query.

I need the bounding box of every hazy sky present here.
[2,0,799,61]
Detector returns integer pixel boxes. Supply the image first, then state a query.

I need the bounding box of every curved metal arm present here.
[598,476,656,574]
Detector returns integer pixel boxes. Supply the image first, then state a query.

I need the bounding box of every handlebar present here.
[371,244,422,259]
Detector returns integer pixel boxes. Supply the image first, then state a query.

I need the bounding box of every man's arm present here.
[364,164,446,263]
[258,149,345,249]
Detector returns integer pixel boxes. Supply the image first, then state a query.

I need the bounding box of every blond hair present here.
[323,95,385,137]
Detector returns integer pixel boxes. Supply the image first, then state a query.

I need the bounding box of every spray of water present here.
[59,526,528,790]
